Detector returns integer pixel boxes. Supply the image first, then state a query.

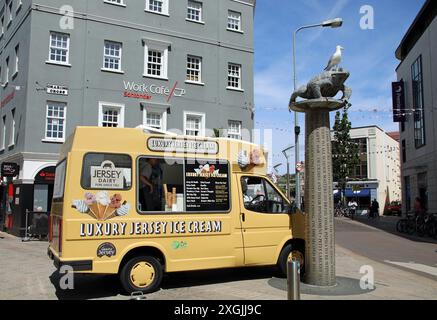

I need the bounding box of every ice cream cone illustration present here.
[91,191,111,221]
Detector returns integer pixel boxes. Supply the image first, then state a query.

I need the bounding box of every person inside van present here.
[241,178,253,204]
[139,158,161,211]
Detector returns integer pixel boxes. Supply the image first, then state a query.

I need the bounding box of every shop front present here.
[3,165,55,237]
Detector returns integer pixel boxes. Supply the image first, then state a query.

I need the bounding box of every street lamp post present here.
[292,18,343,210]
[282,146,295,200]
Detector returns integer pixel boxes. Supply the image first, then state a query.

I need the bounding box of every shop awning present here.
[345,188,371,198]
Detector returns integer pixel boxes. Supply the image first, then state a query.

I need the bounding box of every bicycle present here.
[334,206,348,217]
[396,214,416,234]
[416,213,436,238]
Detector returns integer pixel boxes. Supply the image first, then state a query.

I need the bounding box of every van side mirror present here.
[286,202,298,214]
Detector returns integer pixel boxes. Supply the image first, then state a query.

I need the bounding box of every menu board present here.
[185,160,230,212]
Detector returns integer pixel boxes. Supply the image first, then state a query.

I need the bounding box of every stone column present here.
[304,109,336,286]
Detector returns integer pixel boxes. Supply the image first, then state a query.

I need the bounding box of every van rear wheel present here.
[278,244,305,279]
[120,255,163,294]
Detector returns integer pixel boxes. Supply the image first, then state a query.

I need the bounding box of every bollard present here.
[287,260,301,300]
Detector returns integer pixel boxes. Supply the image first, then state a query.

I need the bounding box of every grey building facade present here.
[395,0,436,215]
[0,0,255,235]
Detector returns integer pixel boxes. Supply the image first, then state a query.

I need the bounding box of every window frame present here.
[145,0,169,16]
[136,156,231,215]
[80,152,133,191]
[227,63,243,91]
[43,101,67,143]
[143,40,169,80]
[186,0,203,23]
[1,115,6,151]
[186,55,203,84]
[8,108,15,147]
[102,40,123,73]
[227,120,242,140]
[47,31,71,66]
[241,175,290,214]
[53,158,67,201]
[98,101,125,128]
[13,44,18,76]
[103,0,126,7]
[183,111,206,137]
[411,55,426,149]
[227,10,242,33]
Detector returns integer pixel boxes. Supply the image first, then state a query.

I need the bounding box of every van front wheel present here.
[120,255,163,294]
[278,244,305,279]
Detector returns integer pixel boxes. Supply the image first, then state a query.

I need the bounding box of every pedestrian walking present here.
[348,199,358,220]
[414,197,425,218]
[370,199,379,219]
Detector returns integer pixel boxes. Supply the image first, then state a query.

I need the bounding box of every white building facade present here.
[332,126,402,215]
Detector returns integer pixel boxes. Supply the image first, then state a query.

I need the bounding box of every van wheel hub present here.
[130,262,155,288]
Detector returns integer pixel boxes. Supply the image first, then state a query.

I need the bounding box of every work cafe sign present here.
[123,80,186,102]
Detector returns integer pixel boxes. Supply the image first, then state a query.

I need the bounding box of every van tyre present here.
[120,256,163,294]
[277,244,305,280]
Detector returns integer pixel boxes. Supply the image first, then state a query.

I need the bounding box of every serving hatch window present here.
[81,153,132,190]
[138,157,230,214]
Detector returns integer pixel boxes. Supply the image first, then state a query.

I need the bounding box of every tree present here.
[332,109,359,205]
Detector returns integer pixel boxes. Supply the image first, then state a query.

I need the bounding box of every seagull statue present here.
[324,45,344,71]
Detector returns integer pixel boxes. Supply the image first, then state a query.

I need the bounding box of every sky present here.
[253,0,426,174]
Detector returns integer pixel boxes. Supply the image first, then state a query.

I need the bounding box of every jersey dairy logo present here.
[91,161,124,189]
[97,243,117,258]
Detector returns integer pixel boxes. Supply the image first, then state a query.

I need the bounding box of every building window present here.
[4,56,9,84]
[7,1,12,26]
[228,120,242,140]
[351,138,368,180]
[145,0,168,15]
[99,102,125,128]
[227,11,241,32]
[186,55,202,83]
[143,40,169,79]
[184,112,205,136]
[1,115,5,150]
[103,41,122,72]
[9,108,15,147]
[45,102,66,142]
[14,44,18,75]
[404,176,411,212]
[228,63,241,89]
[146,112,162,129]
[147,50,163,77]
[143,106,167,131]
[187,1,202,22]
[411,55,425,148]
[1,16,4,37]
[48,32,70,64]
[401,139,406,163]
[104,0,125,6]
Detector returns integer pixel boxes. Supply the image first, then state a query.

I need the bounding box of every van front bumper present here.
[47,247,93,272]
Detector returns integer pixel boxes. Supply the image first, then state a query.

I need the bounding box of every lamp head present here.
[322,18,343,28]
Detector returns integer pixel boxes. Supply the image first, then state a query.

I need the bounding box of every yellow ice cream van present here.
[47,126,305,294]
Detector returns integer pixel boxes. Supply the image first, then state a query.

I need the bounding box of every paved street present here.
[0,217,436,300]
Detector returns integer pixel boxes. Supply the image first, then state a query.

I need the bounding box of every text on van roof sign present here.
[147,138,219,154]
